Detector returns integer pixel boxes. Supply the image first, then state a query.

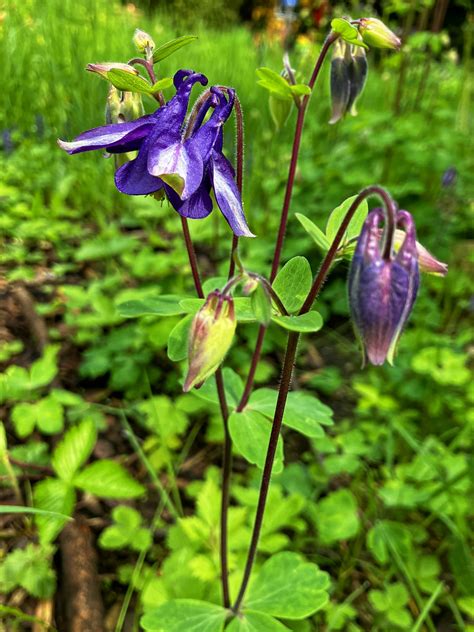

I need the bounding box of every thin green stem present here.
[118,411,180,520]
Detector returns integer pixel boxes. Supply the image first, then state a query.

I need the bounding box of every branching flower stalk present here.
[232,185,398,613]
[236,31,339,414]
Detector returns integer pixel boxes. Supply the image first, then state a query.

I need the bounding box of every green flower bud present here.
[133,28,155,56]
[105,86,144,124]
[120,91,145,121]
[358,18,401,50]
[105,86,122,125]
[183,291,236,392]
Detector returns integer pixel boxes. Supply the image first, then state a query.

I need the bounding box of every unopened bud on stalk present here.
[87,62,139,79]
[349,208,420,366]
[392,229,448,276]
[329,39,350,125]
[242,275,260,295]
[329,41,368,124]
[183,291,236,392]
[347,46,368,116]
[358,18,401,50]
[133,28,155,56]
[105,86,145,124]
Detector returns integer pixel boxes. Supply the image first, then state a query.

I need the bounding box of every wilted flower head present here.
[358,17,401,50]
[183,291,236,392]
[349,208,420,365]
[58,69,253,237]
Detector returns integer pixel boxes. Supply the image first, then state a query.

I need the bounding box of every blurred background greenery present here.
[0,0,473,630]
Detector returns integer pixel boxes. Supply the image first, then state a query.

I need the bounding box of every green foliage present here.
[368,583,413,629]
[99,506,152,552]
[0,1,471,628]
[152,35,198,63]
[0,544,56,599]
[272,257,312,313]
[244,552,330,618]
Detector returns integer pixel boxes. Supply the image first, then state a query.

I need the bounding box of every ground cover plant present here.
[1,0,473,630]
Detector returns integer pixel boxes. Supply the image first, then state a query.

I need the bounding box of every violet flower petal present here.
[58,116,156,154]
[165,179,213,219]
[211,151,254,237]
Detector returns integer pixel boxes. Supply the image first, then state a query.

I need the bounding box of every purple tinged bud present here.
[358,18,401,51]
[183,291,236,392]
[87,63,139,79]
[441,167,457,188]
[349,208,420,366]
[347,46,368,116]
[329,40,351,125]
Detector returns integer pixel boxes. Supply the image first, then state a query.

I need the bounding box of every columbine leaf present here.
[227,611,290,631]
[331,18,369,49]
[290,84,311,97]
[229,409,284,473]
[256,68,293,101]
[51,418,97,482]
[248,388,333,438]
[251,283,272,325]
[150,77,173,92]
[272,311,323,333]
[141,599,227,631]
[295,213,330,253]
[314,489,360,545]
[245,552,330,618]
[73,460,145,499]
[191,367,243,408]
[272,257,312,314]
[152,35,198,63]
[117,295,186,317]
[325,195,368,244]
[168,315,193,362]
[107,68,154,94]
[180,297,255,322]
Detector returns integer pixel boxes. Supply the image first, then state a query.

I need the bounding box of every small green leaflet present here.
[229,409,284,473]
[256,68,311,102]
[107,69,155,94]
[245,552,330,619]
[331,18,368,49]
[272,257,312,314]
[272,311,323,333]
[141,599,227,631]
[152,35,198,63]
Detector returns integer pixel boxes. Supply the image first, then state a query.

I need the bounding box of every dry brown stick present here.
[59,518,105,632]
[10,285,49,352]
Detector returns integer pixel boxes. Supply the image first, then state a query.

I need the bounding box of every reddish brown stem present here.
[232,185,396,613]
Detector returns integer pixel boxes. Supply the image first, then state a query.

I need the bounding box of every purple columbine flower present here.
[349,208,419,366]
[58,69,253,237]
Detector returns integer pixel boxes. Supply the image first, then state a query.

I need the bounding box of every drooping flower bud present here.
[329,39,351,125]
[347,46,368,116]
[329,41,368,124]
[183,291,236,392]
[349,209,419,366]
[133,29,155,56]
[87,62,139,79]
[358,18,401,51]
